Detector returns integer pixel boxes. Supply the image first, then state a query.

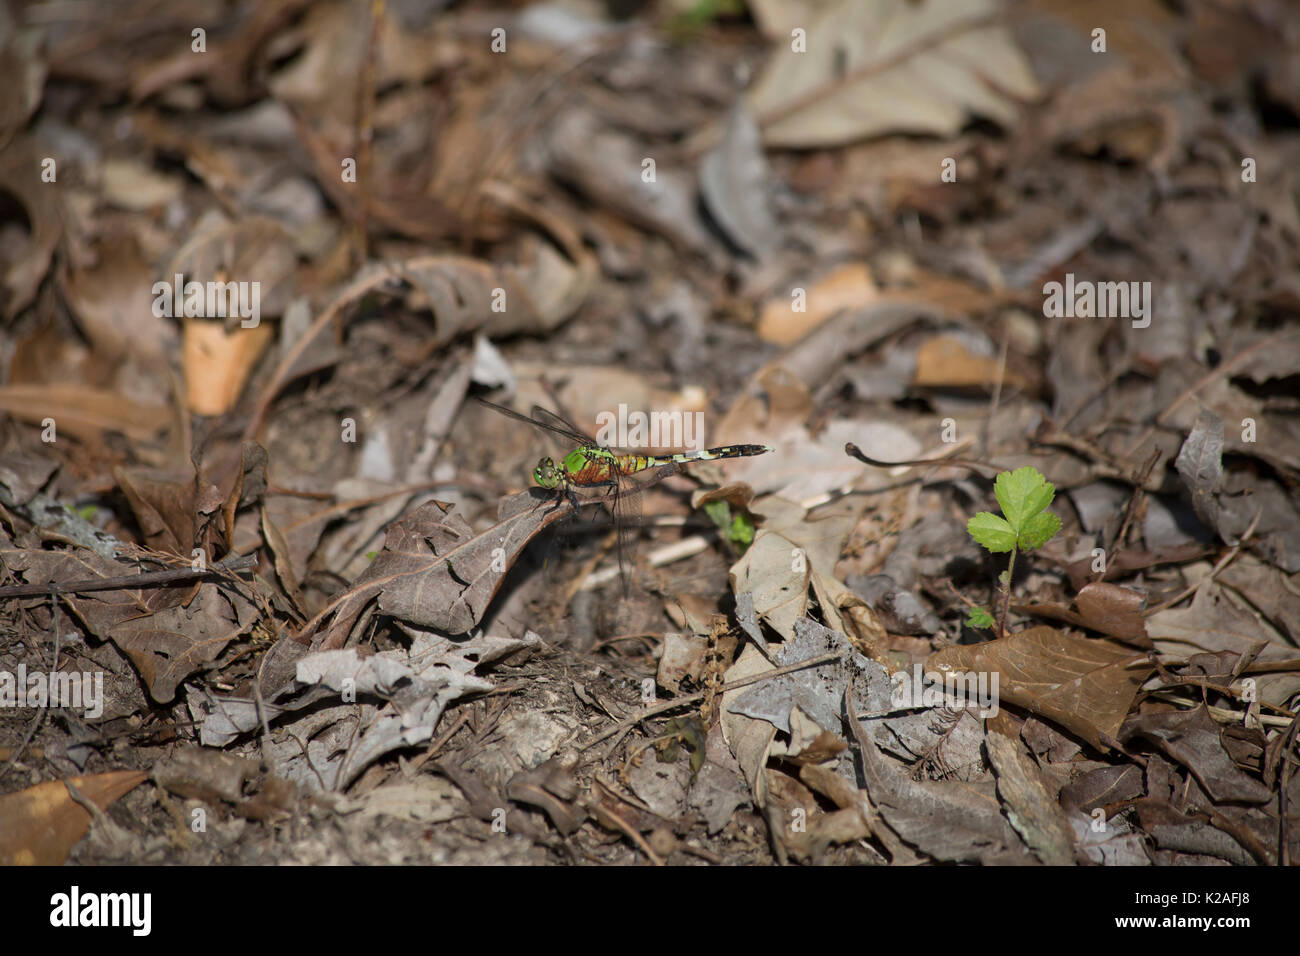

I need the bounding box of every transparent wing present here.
[528,405,596,445]
[476,397,593,446]
[548,462,681,591]
[610,462,680,593]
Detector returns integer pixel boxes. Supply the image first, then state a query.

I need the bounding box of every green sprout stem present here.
[997,547,1016,639]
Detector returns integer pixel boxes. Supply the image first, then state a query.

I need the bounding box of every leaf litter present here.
[0,0,1297,870]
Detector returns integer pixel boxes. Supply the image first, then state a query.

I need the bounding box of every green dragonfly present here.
[479,397,773,591]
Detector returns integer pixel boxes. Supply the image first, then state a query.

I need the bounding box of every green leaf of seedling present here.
[669,0,746,34]
[729,512,756,551]
[705,499,758,553]
[1017,511,1061,550]
[993,466,1055,531]
[703,499,731,532]
[966,606,995,629]
[967,512,1017,553]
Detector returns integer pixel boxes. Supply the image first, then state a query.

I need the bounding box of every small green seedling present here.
[669,0,746,35]
[64,503,98,522]
[656,716,707,780]
[703,499,758,554]
[965,466,1061,636]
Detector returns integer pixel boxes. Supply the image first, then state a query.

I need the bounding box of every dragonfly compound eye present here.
[534,458,559,488]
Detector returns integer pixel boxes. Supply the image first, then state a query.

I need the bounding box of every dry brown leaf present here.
[0,546,150,634]
[985,716,1076,865]
[262,504,307,615]
[547,111,718,258]
[1147,582,1300,707]
[1121,706,1271,805]
[1017,582,1151,644]
[912,333,1031,390]
[109,582,260,703]
[756,262,879,346]
[308,496,571,648]
[100,157,183,211]
[0,137,63,319]
[0,771,148,865]
[927,625,1153,750]
[163,216,299,320]
[746,0,1040,148]
[0,384,169,442]
[719,644,778,810]
[113,466,197,557]
[846,692,1030,863]
[1075,582,1148,642]
[61,235,175,363]
[182,316,275,416]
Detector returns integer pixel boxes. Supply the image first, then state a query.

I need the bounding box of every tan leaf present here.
[927,626,1152,749]
[756,262,879,346]
[746,0,1040,148]
[912,334,1032,390]
[0,385,168,442]
[182,317,275,416]
[0,771,147,865]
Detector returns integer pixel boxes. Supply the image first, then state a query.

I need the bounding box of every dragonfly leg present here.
[590,480,618,511]
[540,487,573,518]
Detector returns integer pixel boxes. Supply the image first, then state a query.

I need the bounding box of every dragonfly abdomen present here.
[615,444,773,473]
[685,443,773,461]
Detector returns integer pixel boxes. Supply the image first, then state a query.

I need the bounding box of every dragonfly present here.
[478,397,773,592]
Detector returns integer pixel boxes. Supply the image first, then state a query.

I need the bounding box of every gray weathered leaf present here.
[1175,408,1223,529]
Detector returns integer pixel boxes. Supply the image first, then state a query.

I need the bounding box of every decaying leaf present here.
[0,771,148,865]
[1120,705,1271,805]
[727,618,893,736]
[312,494,571,647]
[109,582,260,703]
[1146,582,1300,707]
[985,721,1076,865]
[847,691,1031,864]
[746,0,1040,148]
[1175,408,1224,529]
[927,626,1153,750]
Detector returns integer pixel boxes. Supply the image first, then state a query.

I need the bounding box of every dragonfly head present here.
[533,457,561,489]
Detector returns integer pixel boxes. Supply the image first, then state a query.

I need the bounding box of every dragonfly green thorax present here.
[535,446,618,491]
